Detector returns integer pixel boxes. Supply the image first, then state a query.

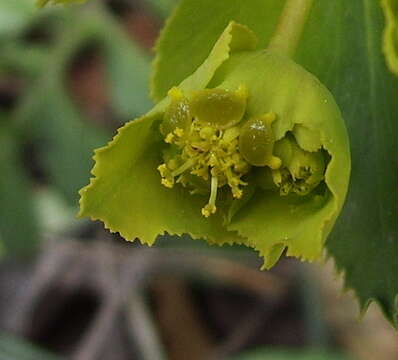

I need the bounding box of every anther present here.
[202,176,218,217]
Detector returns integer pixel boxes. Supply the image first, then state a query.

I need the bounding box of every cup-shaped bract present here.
[79,22,350,269]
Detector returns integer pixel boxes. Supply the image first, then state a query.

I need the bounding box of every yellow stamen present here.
[223,126,240,142]
[159,88,252,217]
[158,164,174,188]
[165,133,175,143]
[172,158,196,177]
[174,128,184,137]
[168,87,184,100]
[202,176,218,217]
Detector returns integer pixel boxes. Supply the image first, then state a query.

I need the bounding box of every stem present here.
[267,0,315,57]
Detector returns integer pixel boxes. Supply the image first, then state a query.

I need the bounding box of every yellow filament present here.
[202,176,218,217]
[172,159,196,177]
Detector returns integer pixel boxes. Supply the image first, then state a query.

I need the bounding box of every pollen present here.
[174,128,184,138]
[157,164,174,188]
[158,116,251,217]
[165,133,175,143]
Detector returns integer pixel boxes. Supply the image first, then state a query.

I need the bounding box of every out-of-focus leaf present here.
[14,6,155,206]
[0,126,39,256]
[296,0,398,326]
[12,14,109,205]
[233,348,352,360]
[99,11,153,118]
[0,333,62,360]
[34,187,78,233]
[144,0,177,18]
[21,82,108,204]
[150,0,284,101]
[0,43,48,77]
[0,0,35,37]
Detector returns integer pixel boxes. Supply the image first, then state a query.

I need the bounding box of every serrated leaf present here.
[79,109,242,245]
[294,0,398,325]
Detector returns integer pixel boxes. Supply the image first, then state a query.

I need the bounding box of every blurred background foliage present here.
[0,0,397,359]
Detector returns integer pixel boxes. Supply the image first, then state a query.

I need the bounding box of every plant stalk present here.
[267,0,315,57]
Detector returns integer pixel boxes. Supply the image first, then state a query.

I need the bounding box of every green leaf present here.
[0,126,39,256]
[150,0,285,101]
[294,0,398,325]
[0,42,49,77]
[28,84,108,204]
[99,11,153,118]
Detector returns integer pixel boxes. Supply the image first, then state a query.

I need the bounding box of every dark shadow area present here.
[27,286,101,355]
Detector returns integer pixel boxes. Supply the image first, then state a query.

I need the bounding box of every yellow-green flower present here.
[79,22,350,269]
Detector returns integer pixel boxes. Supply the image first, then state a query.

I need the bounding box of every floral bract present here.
[79,22,350,269]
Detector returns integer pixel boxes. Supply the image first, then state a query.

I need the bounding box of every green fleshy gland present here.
[239,113,282,169]
[79,22,350,270]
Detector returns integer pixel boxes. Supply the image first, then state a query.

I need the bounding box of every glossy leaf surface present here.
[0,128,39,255]
[296,0,398,325]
